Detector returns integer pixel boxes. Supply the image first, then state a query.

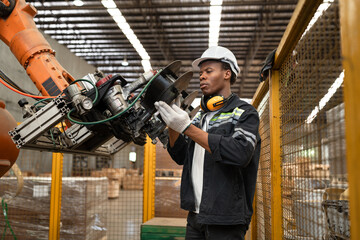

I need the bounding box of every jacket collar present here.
[220,93,242,112]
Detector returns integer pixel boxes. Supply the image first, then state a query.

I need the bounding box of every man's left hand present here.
[154,101,191,133]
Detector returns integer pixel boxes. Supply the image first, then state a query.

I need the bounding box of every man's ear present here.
[224,69,232,81]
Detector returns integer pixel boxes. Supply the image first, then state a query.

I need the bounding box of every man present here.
[154,46,261,240]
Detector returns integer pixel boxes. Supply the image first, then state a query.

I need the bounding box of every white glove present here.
[154,101,191,133]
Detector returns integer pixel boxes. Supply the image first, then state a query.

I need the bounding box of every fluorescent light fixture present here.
[306,70,344,124]
[113,15,126,24]
[127,35,138,44]
[101,0,152,72]
[301,0,334,39]
[107,9,122,17]
[210,0,223,5]
[73,0,84,7]
[141,60,152,72]
[123,29,135,38]
[101,0,116,9]
[208,0,223,47]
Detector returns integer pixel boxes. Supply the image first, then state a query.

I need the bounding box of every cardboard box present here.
[38,172,52,177]
[306,164,330,178]
[122,175,143,190]
[90,170,107,178]
[108,179,120,199]
[125,168,139,176]
[155,177,187,218]
[156,169,182,177]
[156,142,182,170]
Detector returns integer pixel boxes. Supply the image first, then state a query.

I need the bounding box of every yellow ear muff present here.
[206,95,225,111]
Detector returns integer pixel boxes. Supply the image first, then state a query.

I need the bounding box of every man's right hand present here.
[154,101,192,134]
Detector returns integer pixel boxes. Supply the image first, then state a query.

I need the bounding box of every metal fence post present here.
[49,152,63,240]
[339,0,360,239]
[270,71,283,240]
[143,136,156,223]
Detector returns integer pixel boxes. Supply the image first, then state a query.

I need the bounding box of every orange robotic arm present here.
[0,0,192,179]
[0,0,76,177]
[0,0,74,96]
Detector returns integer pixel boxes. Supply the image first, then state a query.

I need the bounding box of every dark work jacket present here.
[167,95,261,227]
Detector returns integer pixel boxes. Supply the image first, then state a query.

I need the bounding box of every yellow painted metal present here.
[143,136,156,223]
[251,78,269,109]
[339,1,360,239]
[49,152,63,240]
[269,71,283,240]
[252,0,322,104]
[273,0,322,69]
[143,142,149,223]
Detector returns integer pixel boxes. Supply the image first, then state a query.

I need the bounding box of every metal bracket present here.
[9,97,70,149]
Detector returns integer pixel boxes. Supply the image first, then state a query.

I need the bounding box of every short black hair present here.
[199,59,237,85]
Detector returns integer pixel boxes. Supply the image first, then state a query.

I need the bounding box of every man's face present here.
[199,61,230,96]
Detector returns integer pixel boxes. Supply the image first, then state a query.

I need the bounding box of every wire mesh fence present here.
[0,149,54,239]
[255,91,272,240]
[71,145,144,240]
[154,141,186,219]
[0,143,144,240]
[279,0,349,239]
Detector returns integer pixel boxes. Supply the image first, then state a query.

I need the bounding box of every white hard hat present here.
[192,46,240,76]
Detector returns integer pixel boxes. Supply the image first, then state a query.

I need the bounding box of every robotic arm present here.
[0,0,74,95]
[0,0,199,177]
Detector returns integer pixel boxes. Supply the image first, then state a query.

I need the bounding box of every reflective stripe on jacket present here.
[167,95,261,227]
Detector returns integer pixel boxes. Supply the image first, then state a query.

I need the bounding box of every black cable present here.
[0,70,31,93]
[0,0,15,19]
[0,69,42,99]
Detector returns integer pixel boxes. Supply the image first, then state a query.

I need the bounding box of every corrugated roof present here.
[29,0,298,99]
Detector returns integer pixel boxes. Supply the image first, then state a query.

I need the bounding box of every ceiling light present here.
[306,70,344,124]
[301,0,334,40]
[107,9,122,17]
[102,0,152,72]
[73,0,84,7]
[208,0,223,47]
[101,0,116,9]
[121,56,129,66]
[141,60,152,72]
[210,0,223,5]
[113,15,126,24]
[129,152,136,162]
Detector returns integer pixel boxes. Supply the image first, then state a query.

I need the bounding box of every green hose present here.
[69,79,99,104]
[67,70,161,125]
[1,199,17,240]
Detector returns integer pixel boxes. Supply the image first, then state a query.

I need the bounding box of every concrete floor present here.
[106,190,143,240]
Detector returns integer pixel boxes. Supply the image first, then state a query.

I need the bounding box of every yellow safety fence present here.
[0,143,148,240]
[251,0,359,239]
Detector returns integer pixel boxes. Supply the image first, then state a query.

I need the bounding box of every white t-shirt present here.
[191,111,218,213]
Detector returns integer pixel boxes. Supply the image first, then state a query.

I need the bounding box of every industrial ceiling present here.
[28,0,298,99]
